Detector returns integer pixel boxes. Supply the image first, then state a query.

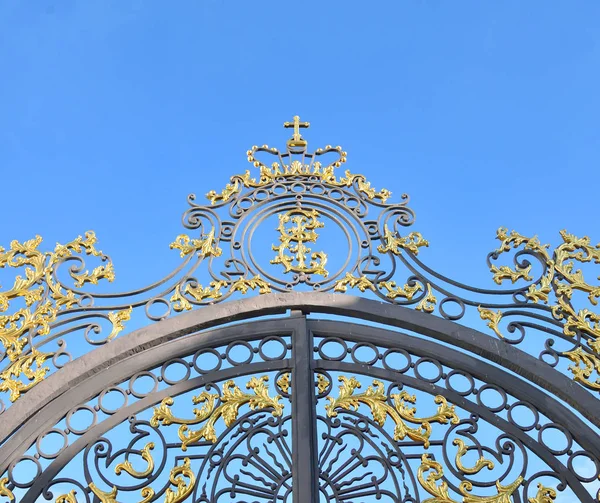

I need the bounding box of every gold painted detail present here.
[477,307,505,340]
[55,490,78,503]
[0,477,14,502]
[0,347,54,402]
[170,230,222,258]
[378,225,429,256]
[115,442,155,478]
[277,372,291,393]
[283,114,310,149]
[416,284,437,313]
[419,453,523,503]
[325,376,458,448]
[528,484,556,503]
[271,209,328,277]
[89,483,118,503]
[453,439,494,475]
[316,373,330,394]
[88,456,194,503]
[151,376,284,450]
[334,273,376,293]
[485,228,600,391]
[170,275,271,312]
[165,458,195,503]
[0,232,130,401]
[379,280,422,300]
[206,119,391,205]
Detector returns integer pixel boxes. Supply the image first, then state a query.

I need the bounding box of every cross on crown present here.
[284,115,310,152]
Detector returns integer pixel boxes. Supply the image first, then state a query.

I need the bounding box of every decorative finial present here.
[283,115,310,152]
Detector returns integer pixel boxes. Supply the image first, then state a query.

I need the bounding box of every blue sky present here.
[1,1,599,284]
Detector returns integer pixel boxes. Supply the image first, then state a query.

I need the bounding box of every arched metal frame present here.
[1,295,599,502]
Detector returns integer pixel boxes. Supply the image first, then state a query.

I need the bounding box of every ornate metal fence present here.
[1,117,599,502]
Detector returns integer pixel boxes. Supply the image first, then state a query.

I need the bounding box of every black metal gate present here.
[1,118,599,502]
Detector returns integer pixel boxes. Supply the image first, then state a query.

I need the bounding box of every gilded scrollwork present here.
[325,376,458,448]
[378,225,429,256]
[114,442,155,478]
[333,273,376,293]
[528,484,557,503]
[169,229,222,258]
[453,438,494,475]
[0,477,14,502]
[481,228,600,391]
[276,372,291,393]
[418,453,523,503]
[0,232,132,402]
[151,375,284,450]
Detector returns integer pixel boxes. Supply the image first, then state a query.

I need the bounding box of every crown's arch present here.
[1,118,599,502]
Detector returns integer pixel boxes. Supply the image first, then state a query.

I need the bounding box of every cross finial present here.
[283,115,310,151]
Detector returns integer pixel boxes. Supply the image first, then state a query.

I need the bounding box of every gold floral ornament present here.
[169,276,271,312]
[528,484,556,503]
[151,375,284,450]
[418,453,523,503]
[114,442,155,478]
[480,228,600,391]
[0,232,131,402]
[271,208,328,278]
[0,477,14,502]
[325,376,458,448]
[205,115,391,205]
[85,457,193,503]
[169,229,222,258]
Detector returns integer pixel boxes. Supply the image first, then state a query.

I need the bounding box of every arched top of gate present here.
[1,116,599,413]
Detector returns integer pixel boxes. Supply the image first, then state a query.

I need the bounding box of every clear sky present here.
[1,0,599,288]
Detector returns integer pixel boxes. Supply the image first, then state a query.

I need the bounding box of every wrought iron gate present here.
[1,118,599,502]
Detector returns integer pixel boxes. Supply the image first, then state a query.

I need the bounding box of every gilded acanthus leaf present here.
[316,373,330,394]
[528,484,557,503]
[453,438,494,475]
[378,280,422,300]
[184,280,227,302]
[488,228,600,391]
[170,284,193,312]
[115,442,155,478]
[326,376,458,448]
[71,261,115,287]
[416,284,437,313]
[378,225,429,256]
[564,347,600,391]
[89,483,119,503]
[0,347,53,402]
[477,306,504,339]
[230,275,271,295]
[152,376,283,451]
[490,264,533,285]
[55,490,78,503]
[418,453,523,503]
[334,273,376,293]
[106,307,133,342]
[165,458,195,503]
[277,372,291,393]
[0,477,14,502]
[0,231,124,401]
[169,229,222,258]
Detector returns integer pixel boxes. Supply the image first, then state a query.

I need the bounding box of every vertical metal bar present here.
[291,315,319,502]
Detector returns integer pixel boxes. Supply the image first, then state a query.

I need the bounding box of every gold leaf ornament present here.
[151,376,284,450]
[325,376,458,448]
